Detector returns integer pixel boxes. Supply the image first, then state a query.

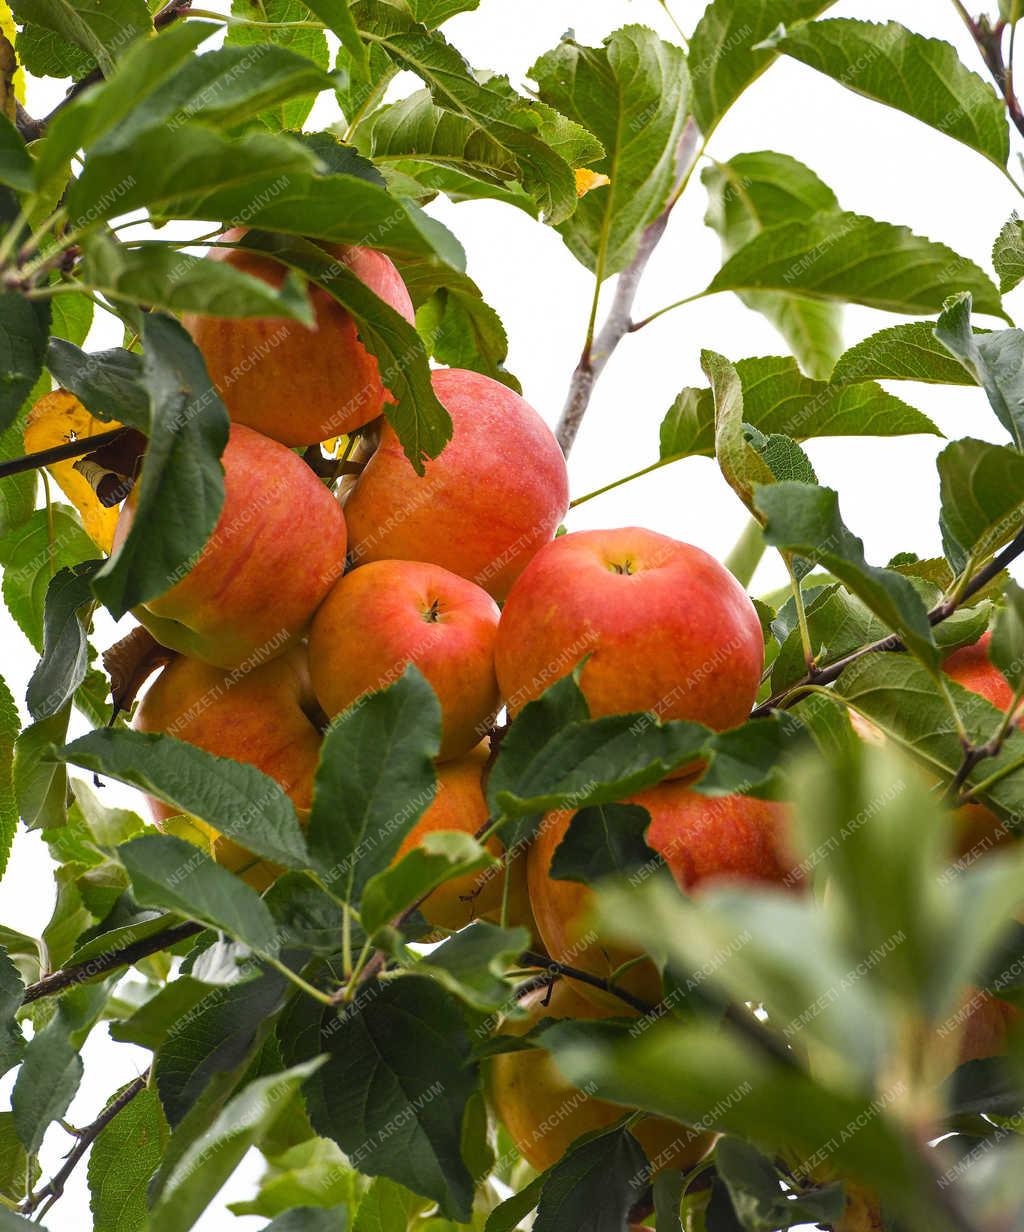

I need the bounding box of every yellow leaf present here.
[0,1,25,105]
[575,168,610,198]
[24,391,123,552]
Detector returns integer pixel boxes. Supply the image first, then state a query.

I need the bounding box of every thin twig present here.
[0,427,129,480]
[555,118,700,456]
[22,1074,148,1218]
[22,922,203,1004]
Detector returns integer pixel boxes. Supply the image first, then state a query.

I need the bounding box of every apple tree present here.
[0,2,1024,1230]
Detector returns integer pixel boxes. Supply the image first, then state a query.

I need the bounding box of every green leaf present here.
[778,19,1009,166]
[308,665,440,903]
[364,20,578,224]
[88,1086,169,1232]
[59,728,309,869]
[994,214,1024,293]
[0,373,43,539]
[263,1209,350,1232]
[755,482,937,664]
[79,234,315,324]
[406,0,479,22]
[0,505,96,650]
[707,213,1004,319]
[715,1136,844,1229]
[9,0,152,76]
[11,1010,83,1153]
[227,1137,357,1218]
[991,581,1024,694]
[0,293,49,435]
[0,679,18,881]
[305,0,366,77]
[830,321,981,386]
[300,976,476,1220]
[533,1127,648,1232]
[415,920,529,1012]
[413,284,516,389]
[149,1060,326,1232]
[109,975,212,1051]
[838,653,1024,821]
[44,340,148,428]
[935,293,1024,448]
[92,313,229,619]
[0,1112,39,1205]
[117,834,279,952]
[25,559,102,721]
[152,965,291,1127]
[549,803,657,884]
[0,948,25,1079]
[236,231,451,472]
[703,348,775,511]
[938,437,1024,575]
[702,151,843,378]
[225,0,329,131]
[0,113,32,192]
[531,25,688,278]
[360,830,493,935]
[661,355,936,460]
[485,1177,547,1232]
[689,0,838,135]
[14,704,71,830]
[49,291,93,347]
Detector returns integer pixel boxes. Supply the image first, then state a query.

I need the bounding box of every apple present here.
[114,424,347,670]
[944,632,1018,859]
[528,781,795,1006]
[392,743,533,934]
[494,526,763,725]
[343,369,569,601]
[487,977,715,1173]
[135,644,323,889]
[308,559,500,761]
[182,230,414,446]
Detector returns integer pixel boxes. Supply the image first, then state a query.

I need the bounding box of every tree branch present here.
[753,526,1024,717]
[22,921,203,1004]
[555,118,700,456]
[22,1074,148,1219]
[0,427,128,480]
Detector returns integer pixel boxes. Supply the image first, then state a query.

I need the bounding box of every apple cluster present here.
[118,237,1019,1175]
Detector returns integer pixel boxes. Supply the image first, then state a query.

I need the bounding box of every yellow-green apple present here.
[114,424,347,670]
[392,743,534,934]
[343,369,569,600]
[308,559,500,760]
[487,978,715,1172]
[134,645,323,889]
[528,782,796,1007]
[182,230,414,446]
[494,527,763,725]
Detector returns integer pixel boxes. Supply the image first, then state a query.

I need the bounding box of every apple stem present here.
[555,119,701,458]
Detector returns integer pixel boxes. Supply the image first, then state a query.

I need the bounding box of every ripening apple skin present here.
[528,782,795,1007]
[487,979,715,1173]
[944,633,1019,858]
[135,645,322,889]
[494,527,764,726]
[114,425,347,670]
[392,744,534,934]
[182,231,415,446]
[308,560,500,761]
[343,369,569,601]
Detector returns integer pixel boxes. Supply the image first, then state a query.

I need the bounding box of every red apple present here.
[183,230,415,446]
[393,743,534,934]
[495,526,763,725]
[114,424,347,670]
[343,369,569,600]
[308,559,500,760]
[528,781,795,1007]
[135,645,322,888]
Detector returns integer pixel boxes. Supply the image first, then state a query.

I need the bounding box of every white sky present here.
[1,1,1020,1226]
